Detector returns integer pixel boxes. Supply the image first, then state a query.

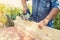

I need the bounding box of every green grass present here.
[54,13,60,30]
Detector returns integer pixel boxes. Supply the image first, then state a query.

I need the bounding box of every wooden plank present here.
[14,16,60,40]
[0,16,60,40]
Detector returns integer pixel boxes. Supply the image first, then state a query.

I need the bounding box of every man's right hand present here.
[21,0,29,14]
[23,7,28,14]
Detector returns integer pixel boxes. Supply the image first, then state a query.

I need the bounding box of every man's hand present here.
[21,0,28,14]
[23,7,28,14]
[38,19,49,29]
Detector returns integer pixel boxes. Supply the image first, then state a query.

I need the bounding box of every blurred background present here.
[0,0,60,30]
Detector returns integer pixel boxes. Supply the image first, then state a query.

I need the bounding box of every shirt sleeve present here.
[57,0,60,9]
[51,0,59,8]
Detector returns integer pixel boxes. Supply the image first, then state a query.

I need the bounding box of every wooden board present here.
[14,16,60,40]
[0,16,60,40]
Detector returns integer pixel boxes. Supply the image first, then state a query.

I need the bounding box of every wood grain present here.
[0,16,60,40]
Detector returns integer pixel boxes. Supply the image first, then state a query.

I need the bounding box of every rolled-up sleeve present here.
[51,0,59,8]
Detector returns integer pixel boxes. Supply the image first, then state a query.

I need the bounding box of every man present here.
[21,0,59,29]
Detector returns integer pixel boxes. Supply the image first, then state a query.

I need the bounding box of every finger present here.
[38,23,44,29]
[38,25,43,29]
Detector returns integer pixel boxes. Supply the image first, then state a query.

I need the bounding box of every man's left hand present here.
[38,19,49,29]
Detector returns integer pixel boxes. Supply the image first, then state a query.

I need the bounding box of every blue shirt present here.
[30,0,59,22]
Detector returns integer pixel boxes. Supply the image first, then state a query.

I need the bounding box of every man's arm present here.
[45,0,60,20]
[21,0,28,14]
[39,8,59,29]
[45,8,59,22]
[39,0,60,29]
[21,0,27,8]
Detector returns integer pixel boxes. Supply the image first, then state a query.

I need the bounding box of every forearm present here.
[21,0,27,8]
[45,8,59,21]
